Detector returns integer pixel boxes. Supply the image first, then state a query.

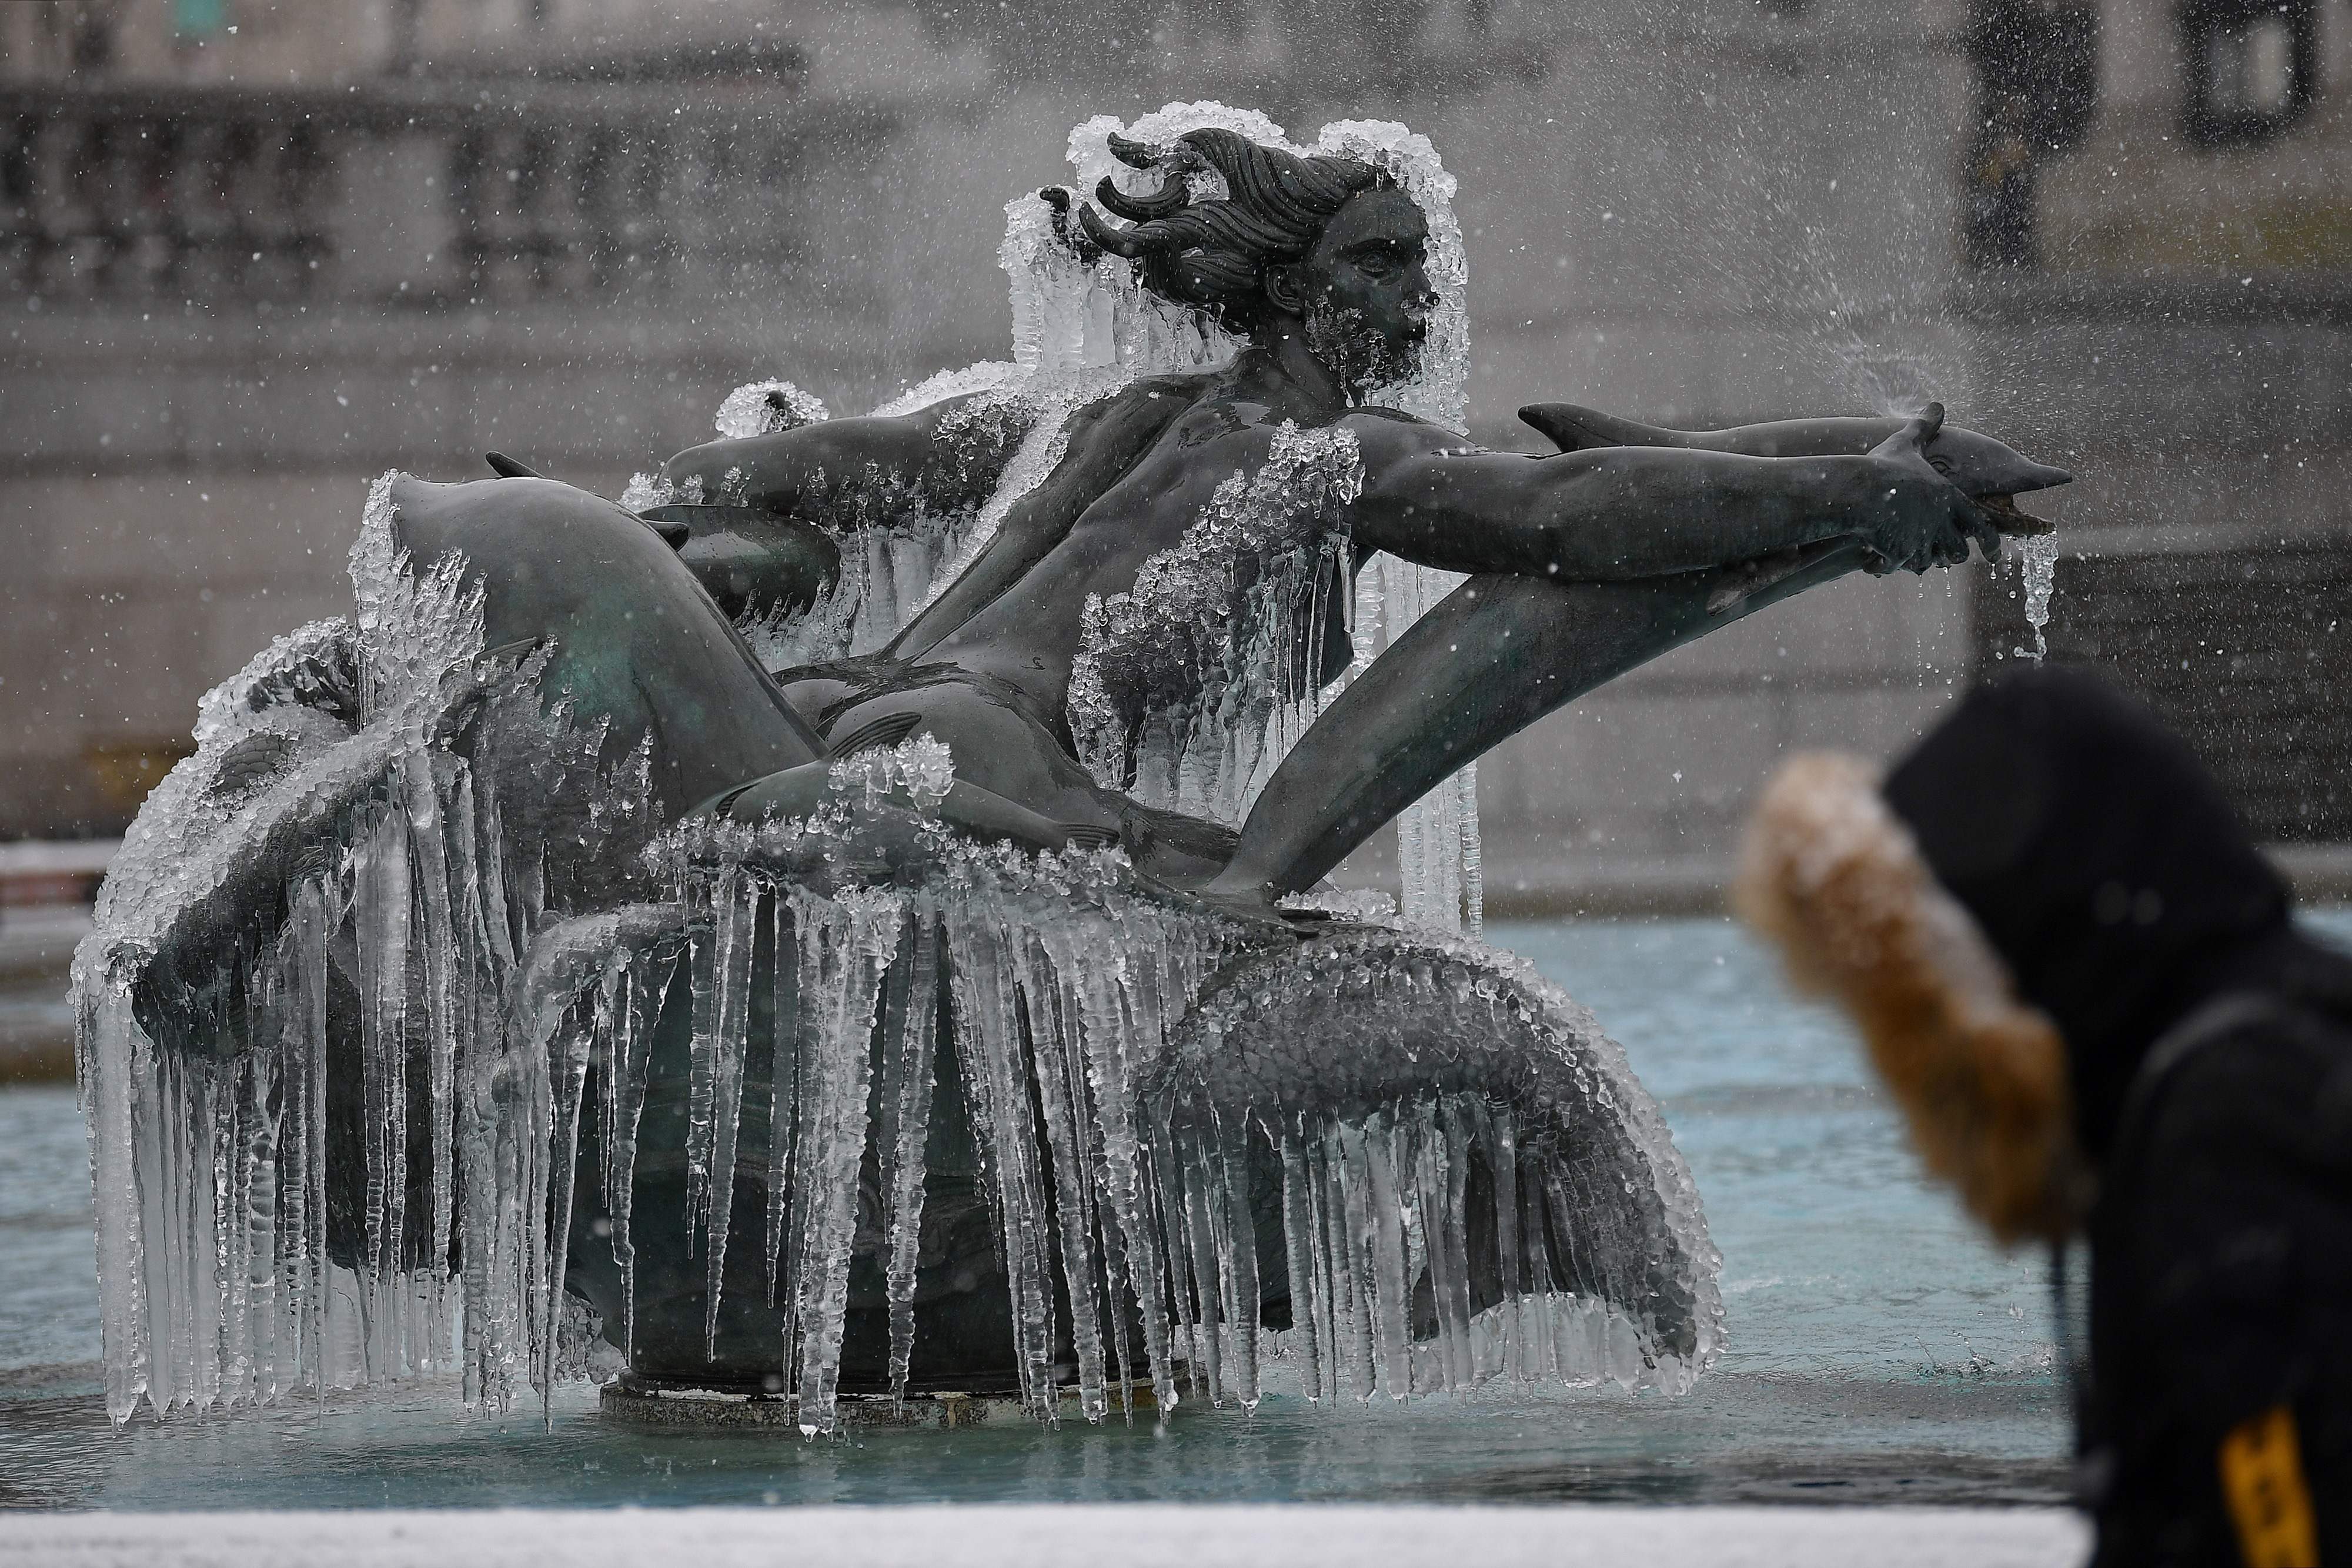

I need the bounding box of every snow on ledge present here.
[2,1505,2087,1568]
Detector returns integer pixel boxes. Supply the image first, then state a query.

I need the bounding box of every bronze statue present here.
[79,111,2074,1426]
[446,127,2064,921]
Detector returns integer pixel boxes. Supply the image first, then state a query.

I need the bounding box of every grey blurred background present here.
[2,0,2347,930]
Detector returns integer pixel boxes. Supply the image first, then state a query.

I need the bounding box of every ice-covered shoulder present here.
[714,380,828,440]
[870,361,1023,420]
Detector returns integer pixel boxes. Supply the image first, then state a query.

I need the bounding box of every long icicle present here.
[701,870,760,1359]
[1018,934,1110,1422]
[789,891,889,1435]
[405,757,460,1308]
[943,902,1058,1420]
[540,1008,593,1427]
[1278,1121,1323,1403]
[352,782,413,1372]
[764,890,800,1313]
[877,905,940,1409]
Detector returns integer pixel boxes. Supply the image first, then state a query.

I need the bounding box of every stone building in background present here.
[2,0,2346,901]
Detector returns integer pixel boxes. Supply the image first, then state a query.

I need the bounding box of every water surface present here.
[1,916,2104,1510]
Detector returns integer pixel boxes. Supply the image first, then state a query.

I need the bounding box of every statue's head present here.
[1073,128,1435,397]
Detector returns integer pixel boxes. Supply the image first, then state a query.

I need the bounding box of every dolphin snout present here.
[2014,459,2073,493]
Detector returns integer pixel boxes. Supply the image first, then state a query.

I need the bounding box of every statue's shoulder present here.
[1071,370,1220,424]
[1337,406,1478,464]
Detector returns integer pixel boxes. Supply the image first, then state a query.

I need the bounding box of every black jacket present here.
[1885,670,2352,1565]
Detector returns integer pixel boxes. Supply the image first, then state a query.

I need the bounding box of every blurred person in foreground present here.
[1736,667,2350,1566]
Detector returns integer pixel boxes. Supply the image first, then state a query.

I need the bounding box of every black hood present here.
[1880,667,2334,1161]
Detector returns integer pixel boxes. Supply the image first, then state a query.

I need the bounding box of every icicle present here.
[352,781,413,1355]
[1319,1121,1375,1401]
[1016,934,1111,1422]
[700,870,760,1358]
[1277,1122,1323,1402]
[683,924,720,1242]
[1353,1115,1414,1399]
[1480,1104,1525,1382]
[288,874,330,1398]
[230,1041,280,1404]
[405,756,460,1293]
[1142,1134,1198,1404]
[601,952,668,1355]
[81,977,149,1423]
[1352,555,1481,933]
[943,901,1060,1420]
[136,1042,180,1415]
[1047,931,1167,1419]
[188,1050,222,1408]
[1456,764,1484,939]
[540,1010,592,1427]
[2017,533,2059,663]
[1207,1122,1261,1410]
[874,908,940,1407]
[763,892,800,1316]
[1416,1098,1475,1391]
[786,890,890,1436]
[1172,1128,1227,1404]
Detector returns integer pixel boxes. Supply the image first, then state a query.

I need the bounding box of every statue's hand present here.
[1857,403,2006,574]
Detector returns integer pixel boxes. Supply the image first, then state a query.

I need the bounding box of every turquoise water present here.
[0,917,2079,1510]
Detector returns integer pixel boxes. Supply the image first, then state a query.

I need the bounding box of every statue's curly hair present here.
[1067,128,1388,331]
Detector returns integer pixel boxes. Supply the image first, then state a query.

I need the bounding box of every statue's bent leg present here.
[1212,540,1873,900]
[810,678,1130,836]
[388,474,827,818]
[703,759,1103,855]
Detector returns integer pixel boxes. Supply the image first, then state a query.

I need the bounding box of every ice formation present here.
[909,105,1482,922]
[74,111,1702,1433]
[713,379,829,440]
[75,477,664,1422]
[1068,423,1362,826]
[740,384,1044,667]
[74,506,1717,1428]
[673,106,1489,927]
[2017,533,2059,664]
[75,537,1720,1426]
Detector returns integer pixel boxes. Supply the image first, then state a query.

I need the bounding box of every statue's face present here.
[1287,185,1434,394]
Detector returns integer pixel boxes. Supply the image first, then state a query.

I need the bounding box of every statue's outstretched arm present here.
[1349,409,2006,581]
[662,399,975,519]
[1201,409,2070,907]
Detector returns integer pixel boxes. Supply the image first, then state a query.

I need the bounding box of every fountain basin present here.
[4,918,2074,1508]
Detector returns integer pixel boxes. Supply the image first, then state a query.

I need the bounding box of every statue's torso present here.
[924,378,1407,819]
[763,368,1459,824]
[931,382,1430,713]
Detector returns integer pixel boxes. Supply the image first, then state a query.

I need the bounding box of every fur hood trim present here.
[1733,751,2080,1246]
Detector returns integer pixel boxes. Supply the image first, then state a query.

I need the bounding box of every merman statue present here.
[429,123,2064,919]
[76,108,2070,1429]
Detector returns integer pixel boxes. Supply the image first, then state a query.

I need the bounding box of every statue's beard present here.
[1302,300,1425,400]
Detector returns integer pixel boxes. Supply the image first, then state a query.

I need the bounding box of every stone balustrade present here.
[1,82,894,306]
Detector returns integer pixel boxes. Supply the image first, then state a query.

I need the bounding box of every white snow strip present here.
[1,1505,2087,1568]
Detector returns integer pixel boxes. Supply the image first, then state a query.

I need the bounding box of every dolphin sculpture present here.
[1519,403,2073,534]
